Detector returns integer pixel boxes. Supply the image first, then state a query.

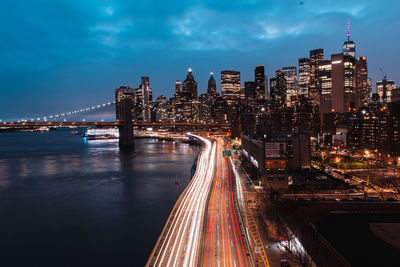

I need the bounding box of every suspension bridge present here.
[0,100,231,135]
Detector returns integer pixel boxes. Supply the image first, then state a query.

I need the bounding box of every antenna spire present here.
[347,19,350,41]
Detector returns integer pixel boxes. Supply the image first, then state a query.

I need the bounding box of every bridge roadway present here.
[146,136,252,267]
[0,122,231,127]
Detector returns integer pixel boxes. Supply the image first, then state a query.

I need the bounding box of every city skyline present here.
[1,2,400,266]
[1,0,400,119]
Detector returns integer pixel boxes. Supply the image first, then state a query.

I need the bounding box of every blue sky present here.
[1,0,399,120]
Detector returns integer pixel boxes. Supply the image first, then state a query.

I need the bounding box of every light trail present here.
[147,136,252,267]
[146,134,216,267]
[203,138,249,267]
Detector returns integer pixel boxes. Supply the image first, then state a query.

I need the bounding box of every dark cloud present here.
[0,0,399,120]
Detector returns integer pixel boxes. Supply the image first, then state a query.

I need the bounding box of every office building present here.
[377,77,396,105]
[139,76,152,122]
[355,56,368,107]
[207,72,217,96]
[154,95,167,122]
[214,95,228,123]
[392,88,400,103]
[221,70,241,105]
[244,81,256,109]
[342,20,356,58]
[132,77,153,122]
[298,58,311,96]
[318,60,332,115]
[175,80,182,96]
[309,49,324,109]
[270,70,286,109]
[282,66,298,107]
[255,65,266,104]
[115,86,135,147]
[291,134,311,169]
[331,53,356,113]
[182,67,198,100]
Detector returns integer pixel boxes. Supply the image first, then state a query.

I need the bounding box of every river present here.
[0,128,200,266]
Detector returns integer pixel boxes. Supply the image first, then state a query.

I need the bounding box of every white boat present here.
[84,128,119,140]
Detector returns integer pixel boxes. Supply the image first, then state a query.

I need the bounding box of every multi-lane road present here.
[146,134,216,267]
[203,138,249,267]
[146,135,252,267]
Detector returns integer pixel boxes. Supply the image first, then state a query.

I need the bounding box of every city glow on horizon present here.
[1,0,400,119]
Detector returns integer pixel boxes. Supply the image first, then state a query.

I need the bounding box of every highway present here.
[146,134,216,267]
[203,138,249,267]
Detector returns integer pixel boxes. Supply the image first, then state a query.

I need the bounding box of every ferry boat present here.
[84,128,119,140]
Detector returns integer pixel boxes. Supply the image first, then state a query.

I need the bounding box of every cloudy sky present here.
[0,0,399,120]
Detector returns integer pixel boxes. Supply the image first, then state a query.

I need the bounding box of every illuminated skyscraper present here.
[331,53,356,112]
[282,66,298,107]
[255,65,266,103]
[355,56,368,107]
[207,72,217,96]
[318,60,332,115]
[140,76,152,122]
[270,70,286,109]
[309,48,324,110]
[377,77,396,106]
[342,20,356,58]
[175,80,182,96]
[221,70,241,105]
[182,67,198,100]
[298,58,311,96]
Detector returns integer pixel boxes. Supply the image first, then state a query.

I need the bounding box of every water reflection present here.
[0,130,200,266]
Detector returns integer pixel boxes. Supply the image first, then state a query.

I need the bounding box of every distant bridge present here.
[0,121,231,129]
[1,100,232,146]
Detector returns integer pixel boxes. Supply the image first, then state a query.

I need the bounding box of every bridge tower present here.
[115,87,135,148]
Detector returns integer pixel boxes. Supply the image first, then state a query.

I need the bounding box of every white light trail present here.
[149,134,216,267]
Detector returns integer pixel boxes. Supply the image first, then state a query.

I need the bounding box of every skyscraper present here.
[355,56,368,107]
[282,66,298,107]
[342,20,356,58]
[140,76,152,122]
[244,81,256,109]
[221,70,241,105]
[182,67,198,100]
[298,58,311,96]
[331,53,356,112]
[310,49,324,110]
[175,80,182,96]
[255,65,266,104]
[207,72,217,96]
[270,70,286,109]
[318,60,332,115]
[115,86,134,147]
[154,95,167,122]
[377,77,396,106]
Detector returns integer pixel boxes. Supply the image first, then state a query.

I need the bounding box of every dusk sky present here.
[1,0,399,120]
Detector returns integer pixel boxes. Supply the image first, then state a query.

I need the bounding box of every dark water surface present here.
[0,129,199,266]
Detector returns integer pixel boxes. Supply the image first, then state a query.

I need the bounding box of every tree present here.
[321,150,328,167]
[275,217,313,267]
